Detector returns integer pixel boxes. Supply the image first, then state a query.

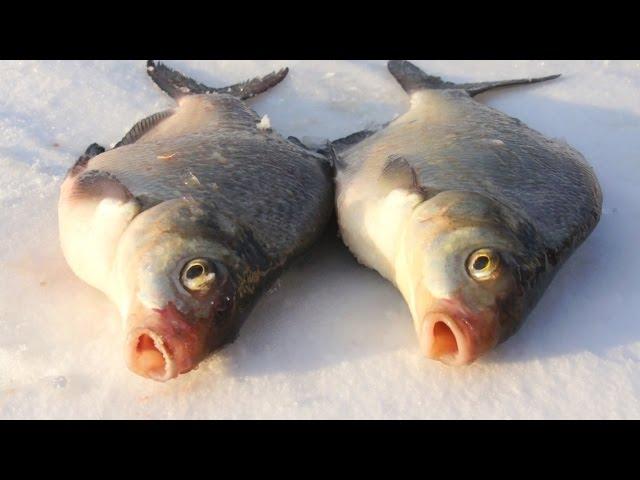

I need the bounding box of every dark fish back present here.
[349,90,602,255]
[90,127,334,262]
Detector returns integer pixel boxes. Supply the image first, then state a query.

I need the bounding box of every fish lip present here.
[420,304,498,366]
[420,312,475,365]
[124,301,211,382]
[125,328,178,382]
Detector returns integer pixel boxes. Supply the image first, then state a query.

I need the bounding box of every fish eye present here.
[466,248,500,281]
[181,258,217,293]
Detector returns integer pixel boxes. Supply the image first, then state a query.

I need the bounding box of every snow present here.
[0,60,638,419]
[257,114,271,130]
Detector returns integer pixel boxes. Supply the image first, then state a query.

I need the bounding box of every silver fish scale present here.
[88,126,332,260]
[341,90,602,253]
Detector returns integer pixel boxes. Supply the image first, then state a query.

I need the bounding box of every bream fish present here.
[330,60,602,365]
[58,61,334,381]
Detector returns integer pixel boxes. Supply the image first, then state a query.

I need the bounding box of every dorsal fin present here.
[114,109,174,148]
[146,60,289,101]
[388,60,560,97]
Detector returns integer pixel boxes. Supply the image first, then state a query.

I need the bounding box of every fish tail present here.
[146,60,289,101]
[387,60,560,97]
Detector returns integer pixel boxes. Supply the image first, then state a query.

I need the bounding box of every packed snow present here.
[0,60,638,419]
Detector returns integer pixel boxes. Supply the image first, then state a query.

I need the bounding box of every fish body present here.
[333,61,602,364]
[58,62,333,381]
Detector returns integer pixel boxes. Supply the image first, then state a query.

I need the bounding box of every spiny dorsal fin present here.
[114,109,174,148]
[388,60,560,97]
[147,60,289,101]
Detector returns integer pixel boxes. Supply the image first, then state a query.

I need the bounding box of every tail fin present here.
[146,60,289,101]
[388,60,560,97]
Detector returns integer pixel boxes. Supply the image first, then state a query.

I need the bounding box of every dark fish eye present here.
[473,255,489,271]
[181,258,217,293]
[466,248,500,281]
[185,263,204,279]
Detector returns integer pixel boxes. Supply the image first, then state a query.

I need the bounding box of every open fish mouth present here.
[57,61,335,382]
[125,325,208,382]
[126,328,178,381]
[419,307,499,366]
[124,303,209,382]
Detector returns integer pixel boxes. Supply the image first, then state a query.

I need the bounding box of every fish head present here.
[112,199,263,381]
[399,190,545,365]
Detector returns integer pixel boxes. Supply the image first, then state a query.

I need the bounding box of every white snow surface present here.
[256,114,271,130]
[0,60,638,419]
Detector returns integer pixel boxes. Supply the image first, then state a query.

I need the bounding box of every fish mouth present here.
[126,329,178,381]
[419,307,498,365]
[124,303,208,382]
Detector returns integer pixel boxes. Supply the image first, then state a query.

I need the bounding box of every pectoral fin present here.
[379,155,419,191]
[379,155,441,200]
[59,170,141,293]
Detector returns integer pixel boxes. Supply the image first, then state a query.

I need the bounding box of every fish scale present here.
[89,127,330,257]
[342,89,600,247]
